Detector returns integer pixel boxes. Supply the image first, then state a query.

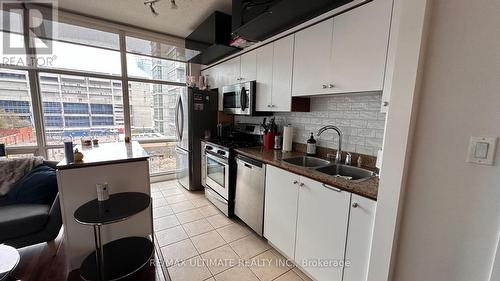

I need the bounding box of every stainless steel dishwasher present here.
[235,154,266,236]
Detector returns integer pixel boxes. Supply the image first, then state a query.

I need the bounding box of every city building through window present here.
[0,9,190,176]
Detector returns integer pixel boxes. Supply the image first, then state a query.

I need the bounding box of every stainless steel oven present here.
[204,143,230,209]
[205,152,229,199]
[222,81,256,115]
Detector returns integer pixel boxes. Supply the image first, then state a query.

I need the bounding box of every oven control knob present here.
[218,151,226,156]
[206,146,213,150]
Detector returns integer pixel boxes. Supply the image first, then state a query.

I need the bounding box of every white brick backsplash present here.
[367,120,386,129]
[329,111,344,118]
[365,137,384,148]
[359,111,379,120]
[358,128,377,138]
[234,92,386,156]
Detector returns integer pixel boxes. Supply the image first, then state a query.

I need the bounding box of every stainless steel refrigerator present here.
[175,87,218,190]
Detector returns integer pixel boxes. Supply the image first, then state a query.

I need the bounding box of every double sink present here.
[282,156,376,181]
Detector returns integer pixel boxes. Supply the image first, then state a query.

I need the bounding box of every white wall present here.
[392,1,500,280]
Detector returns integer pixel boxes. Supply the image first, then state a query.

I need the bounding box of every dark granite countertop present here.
[235,147,378,201]
[57,141,149,170]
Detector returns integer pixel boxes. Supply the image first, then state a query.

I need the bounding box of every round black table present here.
[74,192,153,281]
[0,245,20,281]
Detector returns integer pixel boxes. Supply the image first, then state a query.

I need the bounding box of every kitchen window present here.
[0,8,191,177]
[0,68,37,147]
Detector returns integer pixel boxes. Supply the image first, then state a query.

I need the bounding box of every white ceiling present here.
[57,0,232,38]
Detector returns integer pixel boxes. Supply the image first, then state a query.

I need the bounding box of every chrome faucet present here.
[317,125,343,164]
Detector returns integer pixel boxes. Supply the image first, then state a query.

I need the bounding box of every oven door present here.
[205,151,229,200]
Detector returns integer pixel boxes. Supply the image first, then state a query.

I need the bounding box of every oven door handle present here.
[206,150,229,162]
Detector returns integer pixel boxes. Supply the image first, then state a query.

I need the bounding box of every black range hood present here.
[232,0,354,41]
[186,11,241,65]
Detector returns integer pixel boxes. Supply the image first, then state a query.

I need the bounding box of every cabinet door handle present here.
[271,105,276,107]
[293,180,299,185]
[352,202,359,208]
[383,101,389,106]
[267,105,271,107]
[328,84,335,88]
[322,183,341,192]
[322,84,328,89]
[299,182,305,187]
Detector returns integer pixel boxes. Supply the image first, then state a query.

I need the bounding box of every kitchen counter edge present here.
[235,147,378,201]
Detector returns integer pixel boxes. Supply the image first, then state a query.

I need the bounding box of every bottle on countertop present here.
[306,133,317,156]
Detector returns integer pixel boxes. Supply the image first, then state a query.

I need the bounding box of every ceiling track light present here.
[170,0,178,9]
[143,0,179,16]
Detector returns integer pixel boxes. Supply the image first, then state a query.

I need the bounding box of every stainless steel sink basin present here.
[315,164,376,181]
[282,156,331,168]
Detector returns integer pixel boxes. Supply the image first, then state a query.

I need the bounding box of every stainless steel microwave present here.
[222,81,256,115]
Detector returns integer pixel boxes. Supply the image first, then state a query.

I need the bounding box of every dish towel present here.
[0,156,44,195]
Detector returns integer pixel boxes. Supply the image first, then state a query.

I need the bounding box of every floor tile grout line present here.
[226,237,270,262]
[270,268,295,281]
[183,218,215,238]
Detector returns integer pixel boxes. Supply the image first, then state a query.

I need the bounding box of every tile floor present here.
[151,180,313,281]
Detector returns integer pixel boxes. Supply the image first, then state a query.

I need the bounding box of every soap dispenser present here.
[306,133,317,156]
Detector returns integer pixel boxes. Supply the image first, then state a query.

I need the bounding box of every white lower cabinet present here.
[295,177,351,281]
[264,165,300,259]
[343,194,377,281]
[264,165,376,281]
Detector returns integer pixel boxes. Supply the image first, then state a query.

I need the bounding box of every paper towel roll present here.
[282,125,293,152]
[376,149,383,169]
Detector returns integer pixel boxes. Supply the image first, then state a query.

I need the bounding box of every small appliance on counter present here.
[202,123,263,216]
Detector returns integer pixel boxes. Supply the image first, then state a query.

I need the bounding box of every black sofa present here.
[0,161,62,255]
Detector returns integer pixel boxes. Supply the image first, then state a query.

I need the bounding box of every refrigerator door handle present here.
[179,97,184,141]
[175,95,183,141]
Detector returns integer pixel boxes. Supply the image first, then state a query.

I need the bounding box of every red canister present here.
[263,132,276,149]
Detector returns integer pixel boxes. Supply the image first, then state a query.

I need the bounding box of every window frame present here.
[1,7,186,176]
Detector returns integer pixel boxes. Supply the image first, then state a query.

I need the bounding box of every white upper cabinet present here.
[292,19,334,96]
[256,34,295,112]
[264,165,300,259]
[219,56,241,86]
[256,43,274,111]
[292,0,392,96]
[204,0,393,106]
[201,65,223,110]
[329,0,392,94]
[271,34,294,111]
[240,50,257,82]
[343,194,377,281]
[201,66,218,89]
[295,177,351,281]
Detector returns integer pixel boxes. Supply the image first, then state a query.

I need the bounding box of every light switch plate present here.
[466,136,497,165]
